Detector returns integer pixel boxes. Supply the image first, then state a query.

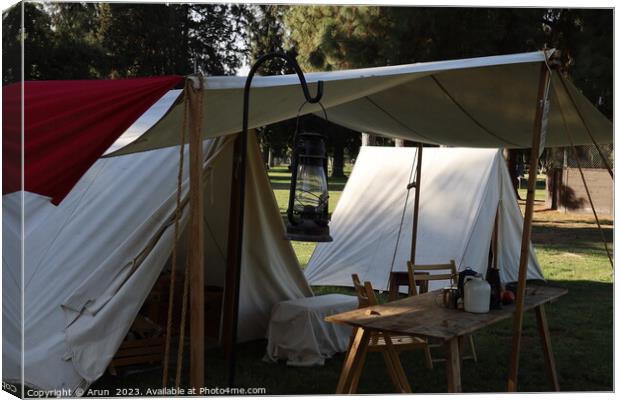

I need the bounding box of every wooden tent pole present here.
[187,80,205,390]
[410,143,424,264]
[507,62,551,392]
[222,130,247,387]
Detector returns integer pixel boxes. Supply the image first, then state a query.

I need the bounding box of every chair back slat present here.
[409,263,458,271]
[407,260,458,296]
[363,281,379,306]
[411,273,454,281]
[352,274,370,308]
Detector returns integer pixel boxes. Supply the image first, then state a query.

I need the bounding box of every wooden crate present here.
[108,316,164,375]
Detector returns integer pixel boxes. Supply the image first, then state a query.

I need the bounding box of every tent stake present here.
[507,62,551,392]
[410,143,423,264]
[187,79,205,390]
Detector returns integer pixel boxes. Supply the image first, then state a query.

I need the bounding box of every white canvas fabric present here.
[264,294,357,367]
[2,134,311,392]
[109,50,611,157]
[304,147,544,290]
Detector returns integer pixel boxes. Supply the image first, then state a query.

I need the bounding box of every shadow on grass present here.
[88,279,611,395]
[532,224,613,252]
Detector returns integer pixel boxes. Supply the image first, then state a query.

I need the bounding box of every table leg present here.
[348,339,368,394]
[336,327,371,394]
[388,275,397,301]
[383,333,412,393]
[445,337,462,393]
[535,305,560,391]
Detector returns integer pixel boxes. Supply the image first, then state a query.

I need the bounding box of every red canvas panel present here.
[2,75,183,204]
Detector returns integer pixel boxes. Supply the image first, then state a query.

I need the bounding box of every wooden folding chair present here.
[356,276,433,368]
[339,275,432,393]
[407,260,478,365]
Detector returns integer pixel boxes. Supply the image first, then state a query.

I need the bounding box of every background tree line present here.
[3,4,612,180]
[3,2,247,82]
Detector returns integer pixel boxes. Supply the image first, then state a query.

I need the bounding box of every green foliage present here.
[2,3,22,84]
[543,9,613,118]
[2,2,249,82]
[93,3,247,77]
[3,3,58,84]
[284,6,612,118]
[285,7,545,71]
[50,3,107,79]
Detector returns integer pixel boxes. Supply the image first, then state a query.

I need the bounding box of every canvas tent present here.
[2,49,613,393]
[2,129,311,391]
[304,146,544,290]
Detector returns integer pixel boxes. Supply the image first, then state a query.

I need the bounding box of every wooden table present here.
[326,284,567,393]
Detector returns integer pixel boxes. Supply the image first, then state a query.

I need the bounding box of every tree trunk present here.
[262,144,270,167]
[268,147,275,168]
[332,143,345,178]
[361,132,376,146]
[503,148,521,199]
[546,147,564,210]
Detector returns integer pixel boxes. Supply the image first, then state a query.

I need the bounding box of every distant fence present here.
[561,144,613,214]
[565,143,613,169]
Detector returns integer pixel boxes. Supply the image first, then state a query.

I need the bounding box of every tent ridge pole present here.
[507,62,551,392]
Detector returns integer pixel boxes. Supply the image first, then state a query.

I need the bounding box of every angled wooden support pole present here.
[507,62,551,392]
[187,80,205,390]
[535,305,560,391]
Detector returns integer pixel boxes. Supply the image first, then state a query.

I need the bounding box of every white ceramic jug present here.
[463,275,491,313]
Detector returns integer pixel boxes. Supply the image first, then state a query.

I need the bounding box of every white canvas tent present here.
[2,132,311,391]
[304,146,544,290]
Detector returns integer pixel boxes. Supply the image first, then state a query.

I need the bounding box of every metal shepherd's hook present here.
[228,53,324,387]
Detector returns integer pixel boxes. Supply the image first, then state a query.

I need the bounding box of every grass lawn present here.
[89,164,612,394]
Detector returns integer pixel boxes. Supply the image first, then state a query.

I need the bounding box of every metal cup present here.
[442,286,458,309]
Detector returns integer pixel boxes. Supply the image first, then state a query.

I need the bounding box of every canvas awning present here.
[3,50,611,204]
[111,49,612,157]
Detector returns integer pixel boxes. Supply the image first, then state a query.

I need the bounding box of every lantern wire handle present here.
[294,100,330,139]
